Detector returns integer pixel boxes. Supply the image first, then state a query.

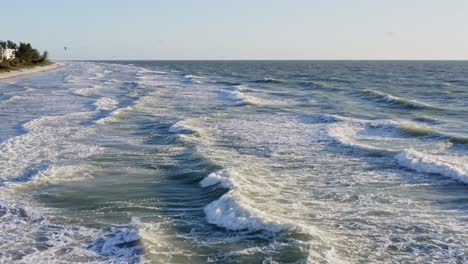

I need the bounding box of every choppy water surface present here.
[0,61,467,263]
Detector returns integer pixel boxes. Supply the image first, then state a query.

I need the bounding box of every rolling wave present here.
[200,169,293,232]
[399,124,436,137]
[214,80,244,86]
[396,149,468,184]
[361,89,444,110]
[168,120,296,233]
[218,90,267,106]
[251,78,284,84]
[303,81,345,91]
[5,165,96,189]
[218,89,299,107]
[326,118,468,184]
[399,124,468,145]
[184,74,205,84]
[3,60,467,263]
[0,112,103,182]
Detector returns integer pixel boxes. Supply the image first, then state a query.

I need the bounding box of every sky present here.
[2,0,468,60]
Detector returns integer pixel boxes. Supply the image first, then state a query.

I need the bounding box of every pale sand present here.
[0,62,65,82]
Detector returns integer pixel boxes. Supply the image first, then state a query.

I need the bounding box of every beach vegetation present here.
[0,40,51,72]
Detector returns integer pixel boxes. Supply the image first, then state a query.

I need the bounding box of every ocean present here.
[0,61,467,263]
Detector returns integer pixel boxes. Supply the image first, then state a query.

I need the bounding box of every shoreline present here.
[0,62,65,82]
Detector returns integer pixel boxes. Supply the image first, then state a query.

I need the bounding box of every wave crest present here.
[362,89,443,110]
[395,149,468,184]
[94,97,118,111]
[200,169,293,232]
[252,78,284,84]
[399,125,435,137]
[204,191,292,232]
[200,169,233,188]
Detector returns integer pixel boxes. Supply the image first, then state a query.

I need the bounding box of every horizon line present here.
[59,59,468,62]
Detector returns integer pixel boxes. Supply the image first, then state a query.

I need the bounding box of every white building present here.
[1,48,16,60]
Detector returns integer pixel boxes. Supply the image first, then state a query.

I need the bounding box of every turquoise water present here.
[0,61,467,263]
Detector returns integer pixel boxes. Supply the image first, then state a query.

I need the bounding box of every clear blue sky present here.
[3,0,468,60]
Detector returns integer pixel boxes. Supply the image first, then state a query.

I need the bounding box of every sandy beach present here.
[0,62,65,82]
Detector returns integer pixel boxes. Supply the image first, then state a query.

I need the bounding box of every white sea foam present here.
[72,84,105,97]
[326,119,367,147]
[200,169,292,232]
[95,106,134,125]
[326,117,468,184]
[0,167,141,263]
[136,74,162,87]
[200,169,234,188]
[87,228,142,262]
[168,122,192,133]
[94,97,118,111]
[184,74,205,84]
[168,119,203,135]
[184,74,204,79]
[72,88,95,96]
[362,89,443,110]
[219,88,302,107]
[5,165,96,189]
[204,191,292,232]
[95,90,164,125]
[0,95,28,105]
[0,202,94,263]
[325,118,435,153]
[0,112,103,182]
[395,149,468,184]
[219,90,269,106]
[0,199,141,263]
[87,73,105,80]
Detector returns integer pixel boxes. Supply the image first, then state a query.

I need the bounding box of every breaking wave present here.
[94,97,118,111]
[218,90,268,106]
[184,74,205,84]
[361,89,444,110]
[0,113,103,182]
[326,118,468,184]
[396,149,468,184]
[218,89,293,107]
[5,165,96,189]
[199,169,234,189]
[200,169,293,232]
[0,199,142,263]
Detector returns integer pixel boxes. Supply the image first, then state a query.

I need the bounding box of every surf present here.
[361,89,445,110]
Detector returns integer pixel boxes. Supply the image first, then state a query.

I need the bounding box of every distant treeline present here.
[0,40,50,72]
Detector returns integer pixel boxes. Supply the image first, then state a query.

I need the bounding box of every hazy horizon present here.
[3,0,468,60]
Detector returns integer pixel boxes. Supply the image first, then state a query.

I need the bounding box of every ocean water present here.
[0,61,467,263]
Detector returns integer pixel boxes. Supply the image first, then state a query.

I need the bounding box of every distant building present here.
[1,48,16,60]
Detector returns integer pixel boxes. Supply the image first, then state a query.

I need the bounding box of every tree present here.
[0,40,50,70]
[40,51,48,62]
[15,42,41,64]
[6,40,17,49]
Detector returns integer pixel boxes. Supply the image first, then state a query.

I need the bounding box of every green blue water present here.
[0,61,467,263]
